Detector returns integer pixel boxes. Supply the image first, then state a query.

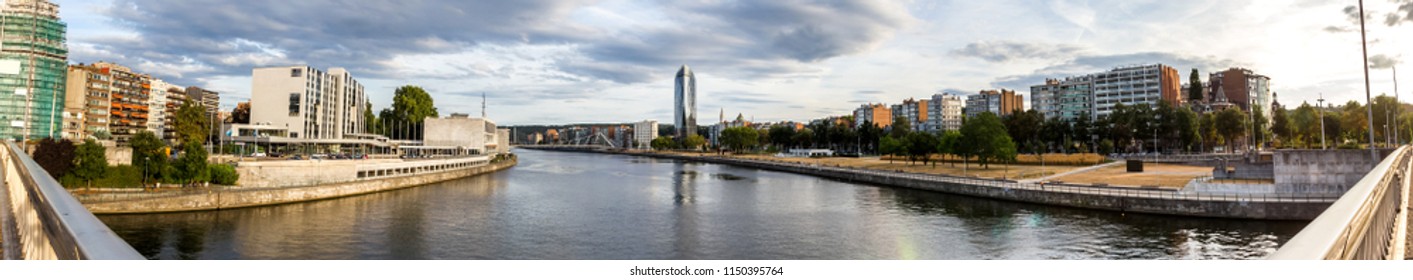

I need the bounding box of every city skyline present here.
[54,0,1413,125]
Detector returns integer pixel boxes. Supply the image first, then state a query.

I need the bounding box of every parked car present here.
[250,152,267,157]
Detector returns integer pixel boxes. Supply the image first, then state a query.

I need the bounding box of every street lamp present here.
[1318,94,1327,150]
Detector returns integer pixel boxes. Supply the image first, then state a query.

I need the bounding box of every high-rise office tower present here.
[674,65,697,138]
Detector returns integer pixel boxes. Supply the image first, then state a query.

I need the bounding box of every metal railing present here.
[1269,145,1410,260]
[1,141,143,260]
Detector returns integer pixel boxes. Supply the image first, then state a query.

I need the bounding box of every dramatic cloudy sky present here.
[57,0,1413,125]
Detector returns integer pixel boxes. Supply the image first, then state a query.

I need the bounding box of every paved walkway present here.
[1019,161,1123,183]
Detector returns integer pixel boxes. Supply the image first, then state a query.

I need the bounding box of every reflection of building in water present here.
[670,163,701,258]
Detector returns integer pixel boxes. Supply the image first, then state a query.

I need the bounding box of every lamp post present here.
[1318,94,1327,150]
[1359,0,1377,161]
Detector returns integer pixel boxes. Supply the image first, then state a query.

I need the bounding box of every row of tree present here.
[31,101,238,188]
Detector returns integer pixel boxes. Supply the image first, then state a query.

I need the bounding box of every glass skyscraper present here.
[0,0,66,141]
[674,65,696,138]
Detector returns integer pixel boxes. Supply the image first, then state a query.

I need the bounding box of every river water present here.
[98,148,1306,260]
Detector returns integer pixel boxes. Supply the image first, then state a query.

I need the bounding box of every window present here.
[291,68,303,77]
[289,93,301,115]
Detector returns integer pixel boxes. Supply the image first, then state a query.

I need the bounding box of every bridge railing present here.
[1269,146,1411,260]
[1,141,143,260]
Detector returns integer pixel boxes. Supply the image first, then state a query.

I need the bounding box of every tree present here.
[1340,101,1367,145]
[720,126,759,152]
[129,131,168,183]
[889,116,911,138]
[682,134,707,150]
[1200,113,1218,152]
[1040,116,1068,153]
[959,112,1016,169]
[71,139,107,187]
[1292,102,1318,148]
[174,101,209,144]
[364,103,381,135]
[1214,107,1248,152]
[937,130,962,166]
[382,85,440,139]
[93,129,111,140]
[173,139,209,185]
[1003,109,1044,154]
[231,102,251,124]
[650,136,675,150]
[793,128,814,148]
[879,136,905,163]
[768,125,796,149]
[32,138,76,178]
[1188,69,1204,101]
[905,132,939,166]
[1272,106,1292,148]
[1252,106,1268,149]
[1175,107,1200,152]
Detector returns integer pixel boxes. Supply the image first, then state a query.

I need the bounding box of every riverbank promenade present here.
[521,146,1339,220]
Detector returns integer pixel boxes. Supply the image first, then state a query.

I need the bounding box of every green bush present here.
[62,165,145,188]
[208,164,239,185]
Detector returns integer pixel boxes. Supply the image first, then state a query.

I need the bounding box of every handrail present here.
[1,141,143,260]
[1269,145,1409,259]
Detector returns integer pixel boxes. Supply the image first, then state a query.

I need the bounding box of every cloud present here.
[991,52,1240,90]
[1368,54,1401,69]
[950,41,1084,63]
[1394,0,1413,26]
[80,0,595,87]
[80,0,913,87]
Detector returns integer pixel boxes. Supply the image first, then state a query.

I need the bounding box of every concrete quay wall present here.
[526,147,1329,220]
[84,158,516,214]
[1274,149,1395,194]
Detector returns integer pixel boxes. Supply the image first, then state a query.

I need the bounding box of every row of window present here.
[356,159,490,179]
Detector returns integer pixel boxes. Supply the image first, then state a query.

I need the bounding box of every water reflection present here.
[99,149,1305,260]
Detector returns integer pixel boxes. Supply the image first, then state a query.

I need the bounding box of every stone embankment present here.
[523,146,1336,220]
[83,157,516,214]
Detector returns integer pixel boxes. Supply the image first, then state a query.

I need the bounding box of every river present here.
[98,148,1306,259]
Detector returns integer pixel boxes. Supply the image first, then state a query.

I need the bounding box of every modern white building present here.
[1029,64,1179,121]
[422,114,502,155]
[146,78,180,137]
[633,120,658,149]
[250,66,366,140]
[926,93,963,132]
[1091,64,1180,118]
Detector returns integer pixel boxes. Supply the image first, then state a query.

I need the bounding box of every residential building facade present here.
[1030,76,1094,121]
[852,103,892,128]
[1091,64,1180,118]
[1207,67,1273,124]
[1029,63,1180,121]
[92,61,150,144]
[62,64,110,140]
[890,98,928,132]
[0,0,67,140]
[926,93,963,131]
[964,89,1022,118]
[633,120,657,149]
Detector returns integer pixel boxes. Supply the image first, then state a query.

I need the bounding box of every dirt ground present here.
[1050,163,1213,188]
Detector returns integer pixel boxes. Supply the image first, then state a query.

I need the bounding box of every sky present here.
[55,0,1413,126]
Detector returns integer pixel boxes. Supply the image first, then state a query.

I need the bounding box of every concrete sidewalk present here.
[1020,161,1123,183]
